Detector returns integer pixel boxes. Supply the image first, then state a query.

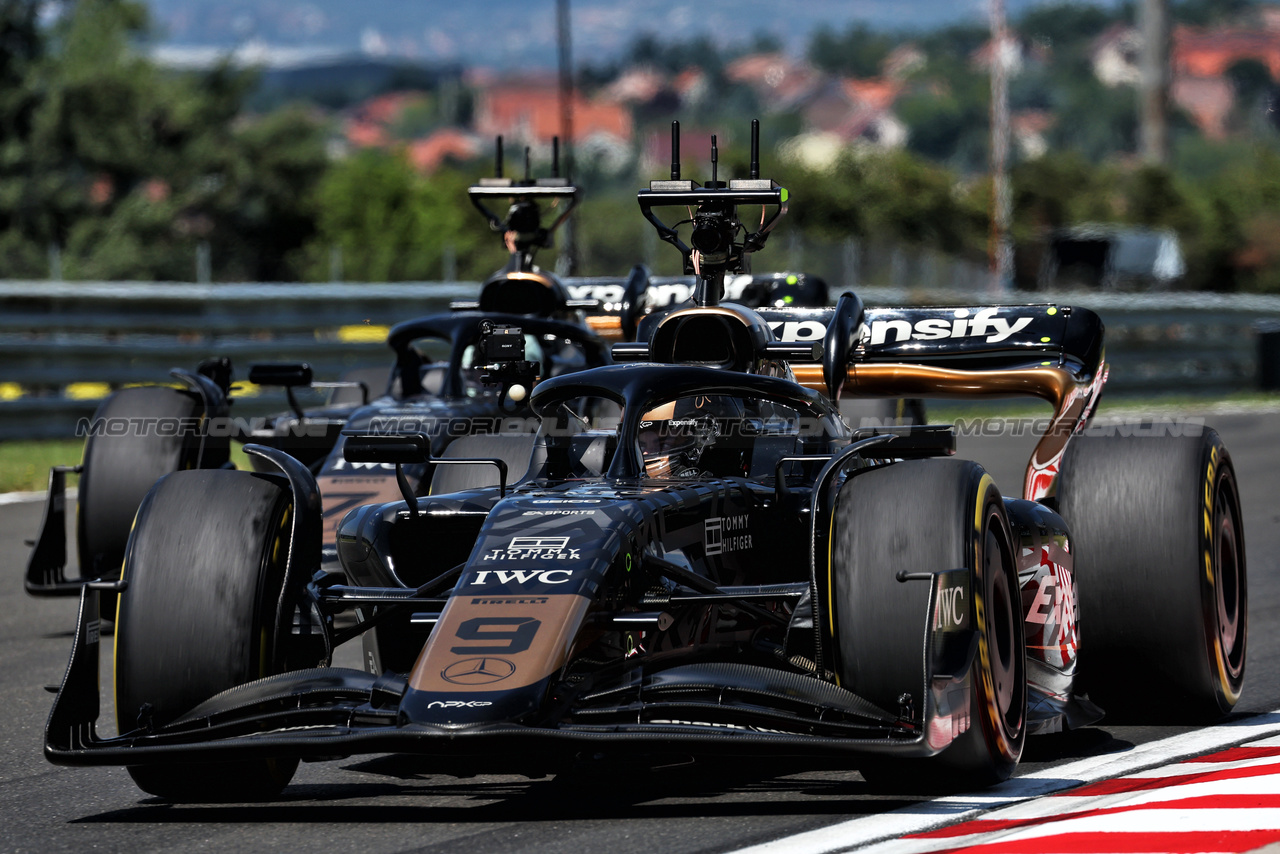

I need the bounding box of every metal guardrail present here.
[2,280,1279,440]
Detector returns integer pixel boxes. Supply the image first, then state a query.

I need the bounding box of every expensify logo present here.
[867,309,1034,345]
[769,309,1036,347]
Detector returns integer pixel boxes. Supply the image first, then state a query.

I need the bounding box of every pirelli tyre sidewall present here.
[114,468,297,801]
[943,473,1026,780]
[1205,442,1247,712]
[829,458,1025,787]
[1058,428,1246,722]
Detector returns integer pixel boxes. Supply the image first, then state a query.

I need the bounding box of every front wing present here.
[47,587,973,770]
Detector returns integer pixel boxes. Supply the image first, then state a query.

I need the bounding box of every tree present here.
[298,150,507,282]
[1016,2,1123,50]
[0,0,46,275]
[0,0,329,280]
[807,24,896,78]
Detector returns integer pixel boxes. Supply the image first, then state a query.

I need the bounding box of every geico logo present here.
[767,320,826,342]
[934,586,966,629]
[470,569,574,585]
[426,700,493,709]
[869,309,1034,346]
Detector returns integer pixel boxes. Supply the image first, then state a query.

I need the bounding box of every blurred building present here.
[474,84,633,172]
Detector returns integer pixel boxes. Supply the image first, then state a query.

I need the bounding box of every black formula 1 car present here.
[24,140,873,599]
[42,122,1245,800]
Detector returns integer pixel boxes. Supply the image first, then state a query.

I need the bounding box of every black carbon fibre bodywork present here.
[40,158,1138,790]
[46,347,1094,771]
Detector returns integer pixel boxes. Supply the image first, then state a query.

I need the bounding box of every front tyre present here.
[829,459,1025,789]
[114,469,299,801]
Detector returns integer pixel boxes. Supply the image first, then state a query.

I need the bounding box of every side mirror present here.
[343,433,430,465]
[249,363,313,388]
[342,433,430,519]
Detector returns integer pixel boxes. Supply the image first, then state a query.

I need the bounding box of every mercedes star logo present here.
[441,657,517,685]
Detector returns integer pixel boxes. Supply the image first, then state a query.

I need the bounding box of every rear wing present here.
[757,302,1104,380]
[762,299,1107,504]
[564,268,830,342]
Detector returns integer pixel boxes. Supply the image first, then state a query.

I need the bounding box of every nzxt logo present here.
[441,657,516,685]
[426,700,493,709]
[483,536,580,561]
[867,309,1034,346]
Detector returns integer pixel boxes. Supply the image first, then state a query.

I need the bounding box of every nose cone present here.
[398,591,593,726]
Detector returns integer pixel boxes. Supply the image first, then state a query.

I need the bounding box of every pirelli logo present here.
[471,597,550,605]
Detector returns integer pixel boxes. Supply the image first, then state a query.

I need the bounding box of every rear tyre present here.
[78,386,227,617]
[115,469,299,801]
[1056,428,1246,722]
[829,459,1025,789]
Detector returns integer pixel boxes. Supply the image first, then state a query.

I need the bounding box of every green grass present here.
[0,438,83,493]
[0,440,253,493]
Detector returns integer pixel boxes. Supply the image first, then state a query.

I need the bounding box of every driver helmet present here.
[639,395,740,478]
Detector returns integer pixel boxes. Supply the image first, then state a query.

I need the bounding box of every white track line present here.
[0,489,72,506]
[729,710,1280,854]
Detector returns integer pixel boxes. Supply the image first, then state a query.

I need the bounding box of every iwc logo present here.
[441,657,517,685]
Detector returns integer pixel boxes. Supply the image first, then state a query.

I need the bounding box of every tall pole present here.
[1139,0,1171,165]
[556,0,578,275]
[988,0,1013,293]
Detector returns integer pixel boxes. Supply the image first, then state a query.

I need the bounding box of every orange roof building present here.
[408,129,483,173]
[1174,25,1280,79]
[474,86,632,146]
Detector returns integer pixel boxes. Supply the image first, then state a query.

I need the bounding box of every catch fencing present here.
[2,280,1278,440]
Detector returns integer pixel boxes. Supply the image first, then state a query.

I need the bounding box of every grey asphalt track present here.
[0,406,1275,854]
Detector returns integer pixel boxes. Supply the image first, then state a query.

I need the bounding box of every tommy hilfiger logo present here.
[483,536,581,561]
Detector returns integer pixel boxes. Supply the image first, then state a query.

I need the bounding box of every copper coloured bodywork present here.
[317,474,409,545]
[409,593,593,694]
[584,314,624,340]
[791,361,1106,502]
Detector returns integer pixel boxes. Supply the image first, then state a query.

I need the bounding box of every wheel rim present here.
[1213,474,1246,687]
[985,525,1020,728]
